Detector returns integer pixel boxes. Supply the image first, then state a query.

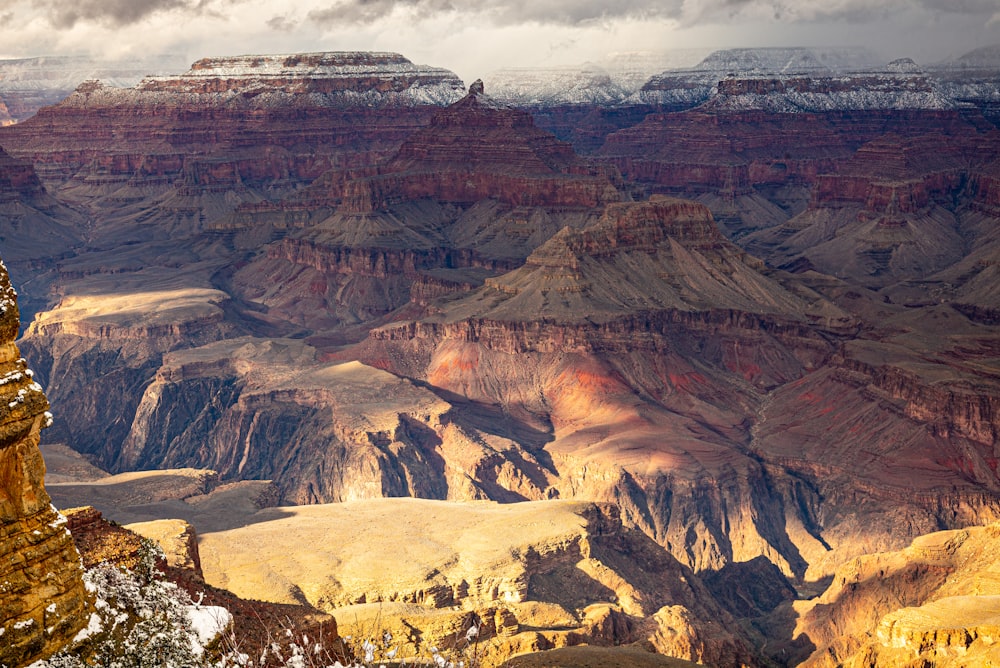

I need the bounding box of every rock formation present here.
[194,498,757,666]
[0,52,465,250]
[0,258,87,666]
[0,55,187,124]
[3,46,1000,666]
[743,129,1000,287]
[61,504,343,665]
[227,81,620,332]
[0,145,84,276]
[785,522,1000,666]
[353,198,860,575]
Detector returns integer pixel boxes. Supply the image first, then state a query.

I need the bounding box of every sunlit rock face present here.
[195,499,759,666]
[0,258,87,666]
[358,196,1000,579]
[788,522,1000,667]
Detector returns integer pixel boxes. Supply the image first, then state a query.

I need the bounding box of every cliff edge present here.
[0,257,87,665]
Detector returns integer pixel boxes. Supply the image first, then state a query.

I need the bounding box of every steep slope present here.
[0,145,84,277]
[229,83,620,334]
[359,196,1000,581]
[356,197,860,577]
[0,258,87,666]
[111,337,558,504]
[787,522,1000,666]
[599,57,1000,243]
[743,130,996,287]
[18,267,244,468]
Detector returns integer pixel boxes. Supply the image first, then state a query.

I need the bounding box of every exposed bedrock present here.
[0,52,465,201]
[196,499,759,666]
[17,275,241,468]
[782,522,1000,667]
[0,259,87,667]
[109,337,558,505]
[350,198,1000,578]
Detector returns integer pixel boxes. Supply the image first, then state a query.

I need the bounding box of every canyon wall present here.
[0,258,87,666]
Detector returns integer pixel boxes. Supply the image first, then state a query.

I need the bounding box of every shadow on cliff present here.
[427,384,555,451]
[47,483,298,534]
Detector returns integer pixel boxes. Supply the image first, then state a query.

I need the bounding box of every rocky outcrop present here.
[62,503,344,666]
[18,271,242,468]
[226,83,621,332]
[45,335,557,505]
[0,258,87,666]
[338,86,621,212]
[789,522,1000,667]
[0,54,187,123]
[351,200,860,576]
[706,72,955,113]
[196,498,758,666]
[0,52,465,244]
[742,129,999,287]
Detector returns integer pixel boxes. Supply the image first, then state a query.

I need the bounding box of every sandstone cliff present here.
[0,258,87,666]
[195,498,757,666]
[788,522,1000,666]
[18,268,243,468]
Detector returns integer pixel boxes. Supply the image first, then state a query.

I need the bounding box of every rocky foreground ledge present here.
[0,258,87,666]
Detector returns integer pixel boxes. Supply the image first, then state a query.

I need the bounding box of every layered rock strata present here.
[786,522,1000,666]
[0,52,465,248]
[196,499,758,666]
[0,55,187,123]
[743,129,1000,287]
[18,268,242,467]
[111,337,559,504]
[0,258,86,666]
[355,198,858,575]
[0,145,84,278]
[357,196,1000,579]
[228,84,620,332]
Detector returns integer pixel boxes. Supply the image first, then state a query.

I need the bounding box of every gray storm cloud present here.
[307,0,684,26]
[302,0,999,27]
[18,0,998,32]
[33,0,194,28]
[30,0,253,29]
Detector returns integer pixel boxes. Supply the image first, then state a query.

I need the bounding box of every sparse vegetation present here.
[33,539,485,668]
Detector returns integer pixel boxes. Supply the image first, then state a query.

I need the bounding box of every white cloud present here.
[0,0,994,77]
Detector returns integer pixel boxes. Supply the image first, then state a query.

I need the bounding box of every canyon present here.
[0,45,999,666]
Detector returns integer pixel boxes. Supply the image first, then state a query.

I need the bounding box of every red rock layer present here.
[331,92,622,212]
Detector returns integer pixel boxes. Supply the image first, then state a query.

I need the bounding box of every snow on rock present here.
[187,605,232,654]
[633,46,885,108]
[484,64,630,106]
[705,72,958,112]
[58,52,466,110]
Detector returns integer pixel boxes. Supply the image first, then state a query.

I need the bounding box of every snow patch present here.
[72,612,103,643]
[187,605,232,654]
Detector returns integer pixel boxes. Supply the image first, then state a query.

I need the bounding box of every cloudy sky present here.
[1,0,998,81]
